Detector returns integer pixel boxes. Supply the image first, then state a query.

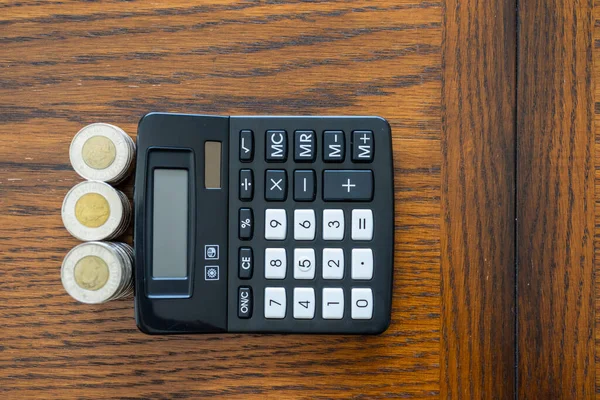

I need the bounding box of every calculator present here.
[133,112,394,334]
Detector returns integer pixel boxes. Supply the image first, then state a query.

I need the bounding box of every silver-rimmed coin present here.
[61,241,131,304]
[109,242,134,299]
[62,181,130,241]
[70,123,135,184]
[114,190,132,237]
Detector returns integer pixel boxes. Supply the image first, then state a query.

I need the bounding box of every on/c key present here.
[238,287,253,319]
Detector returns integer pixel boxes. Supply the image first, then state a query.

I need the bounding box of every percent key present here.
[239,208,253,240]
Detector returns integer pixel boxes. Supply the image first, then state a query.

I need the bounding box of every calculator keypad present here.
[351,248,373,280]
[351,209,374,240]
[322,170,373,201]
[351,288,373,319]
[294,130,316,162]
[264,287,286,318]
[266,130,288,161]
[293,248,316,279]
[293,170,316,201]
[264,248,287,279]
[238,247,253,279]
[293,288,316,319]
[265,170,287,201]
[323,130,345,162]
[239,169,253,200]
[238,287,253,318]
[265,209,287,240]
[351,131,374,162]
[322,209,345,240]
[293,209,316,240]
[322,288,344,319]
[238,208,253,240]
[228,116,393,334]
[239,130,254,162]
[322,248,344,279]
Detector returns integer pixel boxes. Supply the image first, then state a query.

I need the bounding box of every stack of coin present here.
[69,123,135,184]
[61,123,135,304]
[62,180,131,241]
[61,241,134,304]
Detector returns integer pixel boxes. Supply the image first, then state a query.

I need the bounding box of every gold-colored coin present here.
[75,193,111,228]
[82,135,116,170]
[73,255,110,291]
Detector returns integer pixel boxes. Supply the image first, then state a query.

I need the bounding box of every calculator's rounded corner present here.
[137,112,162,131]
[135,315,160,335]
[134,302,160,335]
[372,315,392,335]
[371,116,391,133]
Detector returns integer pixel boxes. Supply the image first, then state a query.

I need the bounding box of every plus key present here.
[323,170,373,201]
[342,179,356,192]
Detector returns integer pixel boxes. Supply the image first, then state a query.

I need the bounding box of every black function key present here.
[323,130,345,162]
[239,208,253,240]
[352,131,374,162]
[266,130,288,161]
[294,170,316,201]
[239,130,254,162]
[265,169,287,201]
[323,170,373,201]
[239,169,253,201]
[239,247,253,279]
[238,287,253,319]
[294,130,316,162]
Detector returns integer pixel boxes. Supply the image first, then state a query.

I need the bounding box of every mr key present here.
[135,113,394,334]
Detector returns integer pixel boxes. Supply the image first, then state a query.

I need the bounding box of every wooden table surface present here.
[0,0,596,399]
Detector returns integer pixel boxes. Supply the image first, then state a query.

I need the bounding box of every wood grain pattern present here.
[518,0,595,398]
[593,1,600,396]
[0,1,442,398]
[440,0,517,398]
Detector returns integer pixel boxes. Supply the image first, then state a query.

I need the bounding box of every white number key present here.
[322,288,344,319]
[264,287,287,319]
[351,248,373,280]
[294,209,316,240]
[323,209,344,240]
[351,209,373,240]
[265,248,287,279]
[265,209,287,240]
[294,248,315,279]
[351,288,373,319]
[322,248,344,279]
[293,287,315,319]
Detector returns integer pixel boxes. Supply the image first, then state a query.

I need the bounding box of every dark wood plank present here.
[440,0,517,398]
[0,1,442,398]
[517,0,595,398]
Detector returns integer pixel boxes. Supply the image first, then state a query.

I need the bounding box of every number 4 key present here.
[293,288,315,319]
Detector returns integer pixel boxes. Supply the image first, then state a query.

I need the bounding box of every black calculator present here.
[133,112,394,334]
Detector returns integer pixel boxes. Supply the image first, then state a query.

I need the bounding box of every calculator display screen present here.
[152,168,188,278]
